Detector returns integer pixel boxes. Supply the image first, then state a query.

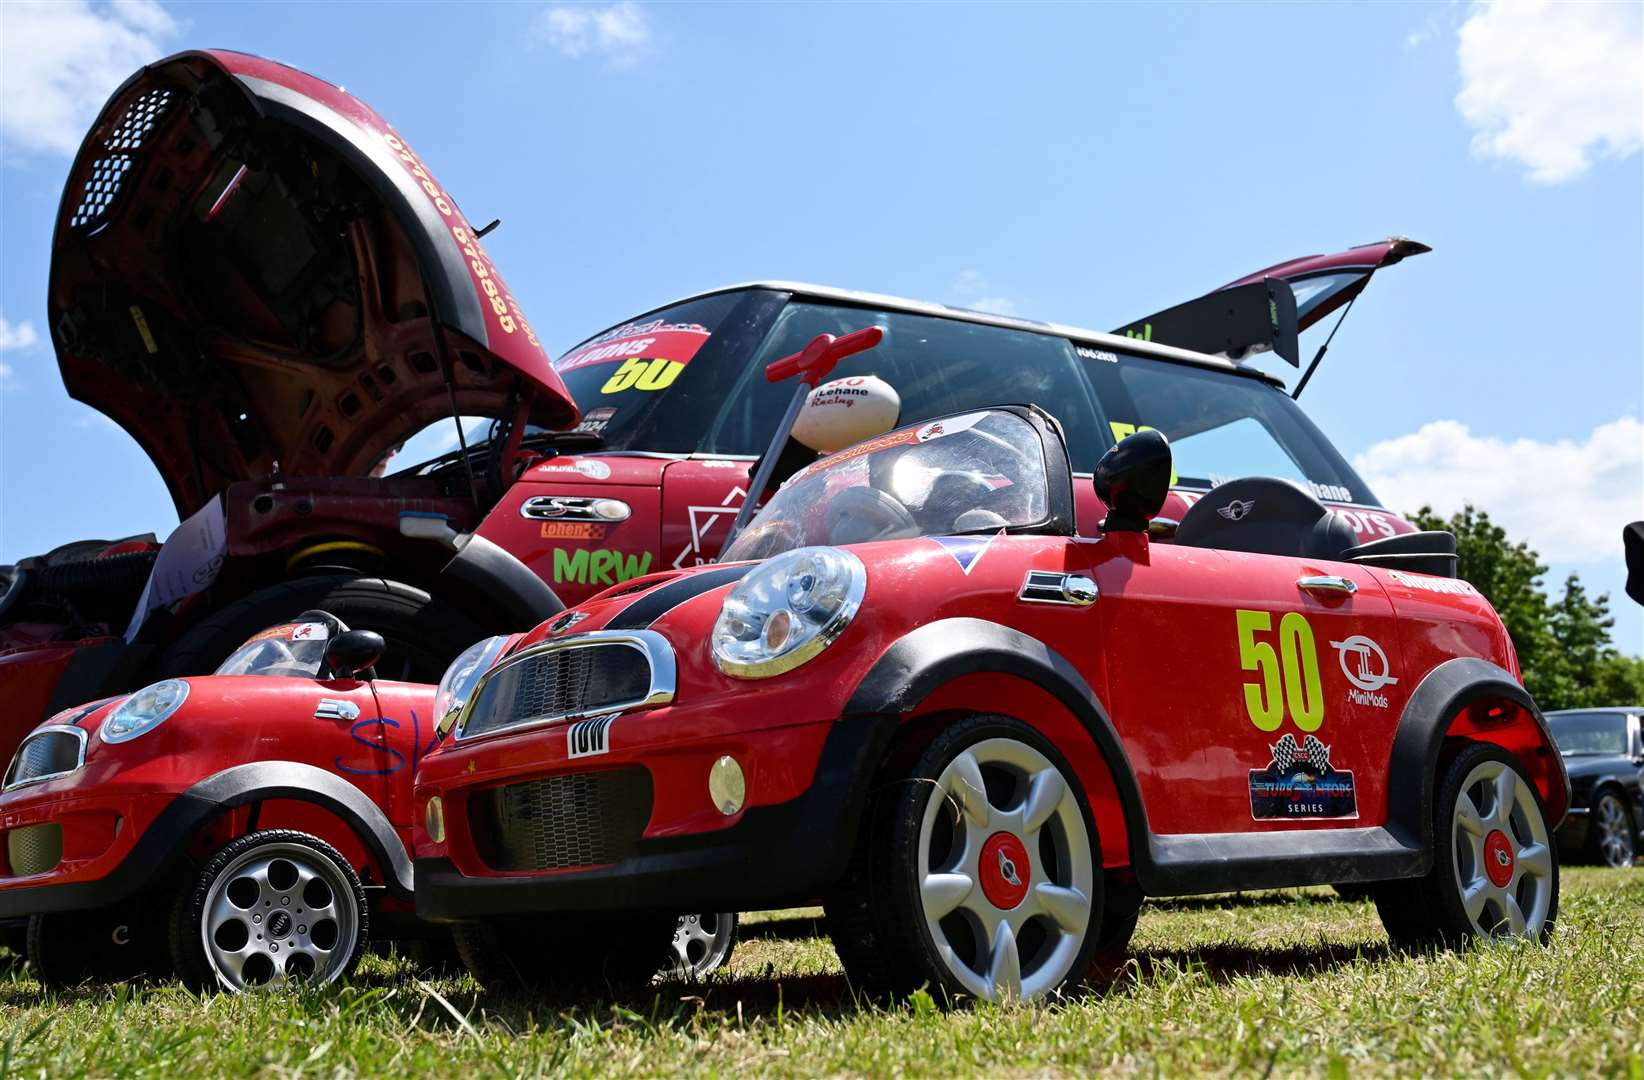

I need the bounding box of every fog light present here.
[424,797,446,844]
[708,756,745,816]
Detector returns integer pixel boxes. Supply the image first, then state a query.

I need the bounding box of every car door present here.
[1090,542,1407,836]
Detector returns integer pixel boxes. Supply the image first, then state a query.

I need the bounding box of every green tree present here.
[1409,505,1644,710]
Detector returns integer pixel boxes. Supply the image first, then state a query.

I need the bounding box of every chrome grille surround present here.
[3,726,88,792]
[454,630,676,742]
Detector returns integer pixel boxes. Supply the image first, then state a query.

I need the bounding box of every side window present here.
[699,301,1109,468]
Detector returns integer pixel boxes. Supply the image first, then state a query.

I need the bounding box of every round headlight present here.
[434,635,510,736]
[711,547,865,678]
[100,679,189,743]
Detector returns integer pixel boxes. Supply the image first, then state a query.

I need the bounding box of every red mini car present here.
[414,406,1569,1002]
[0,612,734,989]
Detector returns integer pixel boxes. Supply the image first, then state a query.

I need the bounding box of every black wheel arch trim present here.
[842,621,1570,896]
[438,533,565,629]
[0,762,412,919]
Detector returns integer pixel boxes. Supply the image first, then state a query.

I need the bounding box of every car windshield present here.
[213,618,338,679]
[722,410,1051,562]
[1548,713,1630,756]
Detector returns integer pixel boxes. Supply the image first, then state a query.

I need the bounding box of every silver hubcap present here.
[1451,760,1554,939]
[201,843,359,990]
[670,913,735,977]
[916,737,1094,1002]
[1596,796,1635,868]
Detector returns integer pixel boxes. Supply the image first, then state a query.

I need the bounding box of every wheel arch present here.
[1389,657,1571,853]
[842,617,1148,870]
[178,762,414,899]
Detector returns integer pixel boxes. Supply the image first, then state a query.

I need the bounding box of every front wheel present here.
[1587,792,1637,868]
[170,830,369,991]
[827,714,1103,1004]
[1375,743,1558,950]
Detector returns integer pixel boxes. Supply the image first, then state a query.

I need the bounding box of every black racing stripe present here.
[604,564,756,630]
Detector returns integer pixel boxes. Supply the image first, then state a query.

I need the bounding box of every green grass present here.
[3,868,1641,1077]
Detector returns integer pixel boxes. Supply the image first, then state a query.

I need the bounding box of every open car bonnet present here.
[48,50,578,518]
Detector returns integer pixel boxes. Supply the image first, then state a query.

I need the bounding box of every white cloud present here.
[950,270,1020,317]
[0,361,15,390]
[1354,416,1644,562]
[1454,0,1643,184]
[0,0,179,157]
[0,315,39,351]
[536,3,652,64]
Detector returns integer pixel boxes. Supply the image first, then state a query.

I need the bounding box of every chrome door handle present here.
[1297,575,1357,596]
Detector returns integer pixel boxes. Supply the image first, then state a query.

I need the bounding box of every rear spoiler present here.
[1111,277,1300,366]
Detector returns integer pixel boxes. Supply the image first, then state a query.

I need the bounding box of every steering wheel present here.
[825,486,920,546]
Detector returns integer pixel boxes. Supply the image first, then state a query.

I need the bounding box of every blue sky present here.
[2,1,1640,649]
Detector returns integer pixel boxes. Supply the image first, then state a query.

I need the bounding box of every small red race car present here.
[414,405,1569,1002]
[0,612,734,989]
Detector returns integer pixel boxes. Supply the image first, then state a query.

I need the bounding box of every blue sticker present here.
[930,532,1000,576]
[1249,734,1357,820]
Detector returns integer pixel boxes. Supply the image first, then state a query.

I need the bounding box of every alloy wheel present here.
[200,842,361,989]
[1595,795,1636,868]
[1450,759,1554,939]
[670,913,736,977]
[916,737,1094,1001]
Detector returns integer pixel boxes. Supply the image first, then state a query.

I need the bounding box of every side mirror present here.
[325,629,385,679]
[1094,429,1173,533]
[1624,521,1643,606]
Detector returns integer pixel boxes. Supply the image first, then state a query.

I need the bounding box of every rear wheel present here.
[151,575,490,682]
[670,913,739,978]
[826,714,1102,1004]
[1375,743,1558,950]
[1586,792,1637,868]
[171,830,369,991]
[453,912,678,994]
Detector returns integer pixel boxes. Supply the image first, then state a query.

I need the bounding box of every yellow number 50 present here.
[1235,609,1324,732]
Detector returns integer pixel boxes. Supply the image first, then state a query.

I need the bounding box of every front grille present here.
[469,768,652,872]
[4,728,85,789]
[7,824,63,877]
[461,642,652,740]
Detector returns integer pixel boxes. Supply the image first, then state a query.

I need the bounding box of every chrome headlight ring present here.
[711,547,866,679]
[433,635,511,737]
[100,679,189,744]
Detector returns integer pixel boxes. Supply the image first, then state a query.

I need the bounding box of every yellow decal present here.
[599,357,685,394]
[129,305,158,354]
[1236,609,1324,732]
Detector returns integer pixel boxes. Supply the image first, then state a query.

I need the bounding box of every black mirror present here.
[1094,429,1173,533]
[1624,521,1643,606]
[325,629,385,678]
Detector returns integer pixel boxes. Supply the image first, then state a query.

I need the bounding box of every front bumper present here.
[415,710,895,920]
[0,783,203,918]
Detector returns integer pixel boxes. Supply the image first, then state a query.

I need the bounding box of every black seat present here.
[1174,477,1358,562]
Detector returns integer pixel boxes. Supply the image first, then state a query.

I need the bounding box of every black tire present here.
[151,575,491,683]
[26,893,171,988]
[1584,791,1638,869]
[453,912,679,995]
[170,830,369,991]
[1375,743,1559,951]
[824,714,1104,1004]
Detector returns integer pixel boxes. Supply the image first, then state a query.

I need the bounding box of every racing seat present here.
[1174,477,1459,576]
[1172,478,1359,562]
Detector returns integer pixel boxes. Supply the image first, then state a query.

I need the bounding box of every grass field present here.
[2,867,1640,1077]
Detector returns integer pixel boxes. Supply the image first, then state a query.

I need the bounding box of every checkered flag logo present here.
[1270,734,1299,771]
[1302,735,1332,772]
